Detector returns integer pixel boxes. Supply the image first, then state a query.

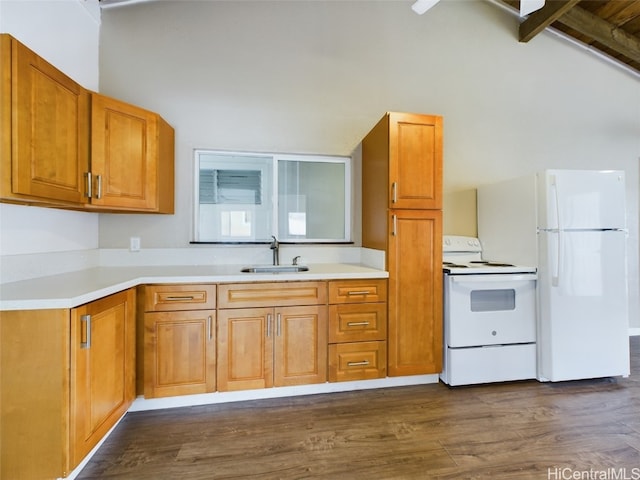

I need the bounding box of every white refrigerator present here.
[478,169,630,382]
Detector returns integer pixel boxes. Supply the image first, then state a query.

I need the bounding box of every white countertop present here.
[0,263,388,311]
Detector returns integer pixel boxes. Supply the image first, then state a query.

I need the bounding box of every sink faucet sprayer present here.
[270,235,279,266]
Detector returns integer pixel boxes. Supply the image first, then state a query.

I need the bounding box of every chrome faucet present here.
[270,235,279,266]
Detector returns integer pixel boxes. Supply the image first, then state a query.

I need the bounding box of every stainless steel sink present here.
[241,265,309,273]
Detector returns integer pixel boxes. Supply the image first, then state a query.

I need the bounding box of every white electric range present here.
[440,235,538,386]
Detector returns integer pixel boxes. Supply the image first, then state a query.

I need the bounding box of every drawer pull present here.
[347,291,371,296]
[347,360,370,367]
[347,321,370,327]
[165,296,195,301]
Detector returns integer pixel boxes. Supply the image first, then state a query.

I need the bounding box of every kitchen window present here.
[194,150,351,243]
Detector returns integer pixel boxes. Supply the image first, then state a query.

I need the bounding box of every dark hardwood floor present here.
[78,337,640,479]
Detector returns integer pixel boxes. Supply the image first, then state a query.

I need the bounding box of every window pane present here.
[196,152,273,242]
[277,159,346,241]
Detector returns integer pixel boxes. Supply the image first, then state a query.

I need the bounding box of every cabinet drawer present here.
[328,341,387,382]
[142,284,216,312]
[329,303,387,343]
[328,279,387,304]
[218,282,327,308]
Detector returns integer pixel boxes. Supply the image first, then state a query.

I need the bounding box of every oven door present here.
[444,273,537,348]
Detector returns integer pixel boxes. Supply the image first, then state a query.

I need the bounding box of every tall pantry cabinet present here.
[361,112,443,376]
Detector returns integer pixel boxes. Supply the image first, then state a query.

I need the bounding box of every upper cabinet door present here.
[388,112,442,210]
[10,38,90,204]
[90,93,174,212]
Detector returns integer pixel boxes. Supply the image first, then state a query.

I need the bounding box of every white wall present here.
[97,0,639,327]
[0,0,100,256]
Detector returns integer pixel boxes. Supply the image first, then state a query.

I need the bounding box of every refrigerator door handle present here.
[548,174,562,287]
[551,230,561,287]
[550,174,561,231]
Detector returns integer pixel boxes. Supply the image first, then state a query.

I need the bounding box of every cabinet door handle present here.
[347,291,370,296]
[276,313,282,336]
[347,321,370,327]
[392,182,397,203]
[207,315,213,341]
[347,360,370,367]
[165,296,195,301]
[80,314,92,349]
[85,172,92,198]
[96,174,103,199]
[267,314,272,337]
[392,214,397,236]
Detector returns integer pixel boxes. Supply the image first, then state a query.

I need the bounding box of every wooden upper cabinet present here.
[362,112,442,214]
[1,34,90,204]
[89,93,174,213]
[389,112,442,210]
[0,34,174,213]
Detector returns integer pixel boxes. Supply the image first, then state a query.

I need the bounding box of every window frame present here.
[193,149,352,244]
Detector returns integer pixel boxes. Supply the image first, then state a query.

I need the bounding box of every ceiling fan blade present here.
[520,0,545,16]
[411,0,441,15]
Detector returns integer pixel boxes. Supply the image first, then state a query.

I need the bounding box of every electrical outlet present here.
[129,237,141,252]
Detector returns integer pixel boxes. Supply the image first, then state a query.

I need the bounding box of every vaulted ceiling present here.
[98,0,640,76]
[502,0,640,75]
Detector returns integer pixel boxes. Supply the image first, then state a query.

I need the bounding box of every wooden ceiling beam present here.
[519,0,582,42]
[558,6,640,64]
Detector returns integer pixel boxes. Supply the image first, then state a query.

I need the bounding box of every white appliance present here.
[441,235,538,386]
[478,169,630,382]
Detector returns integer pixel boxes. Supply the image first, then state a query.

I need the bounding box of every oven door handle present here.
[450,274,537,283]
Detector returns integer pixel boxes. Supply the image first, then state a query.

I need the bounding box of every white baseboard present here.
[61,415,126,480]
[129,374,440,412]
[630,328,640,336]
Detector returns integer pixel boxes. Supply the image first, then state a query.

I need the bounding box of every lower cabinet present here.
[138,284,217,398]
[218,306,328,391]
[0,288,136,479]
[0,277,392,478]
[70,289,136,467]
[327,279,388,382]
[328,341,387,382]
[217,282,328,391]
